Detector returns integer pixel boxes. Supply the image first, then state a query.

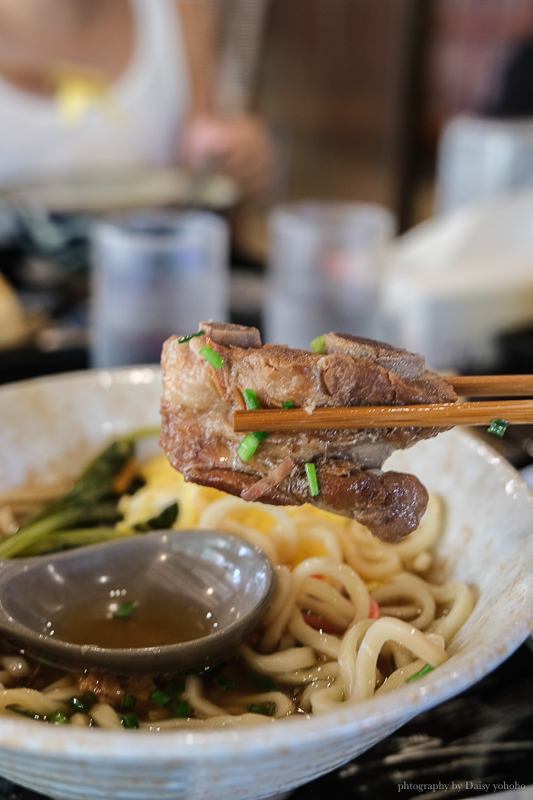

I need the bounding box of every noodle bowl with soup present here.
[0,368,530,800]
[0,453,474,728]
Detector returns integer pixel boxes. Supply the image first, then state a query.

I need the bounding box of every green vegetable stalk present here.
[0,428,174,559]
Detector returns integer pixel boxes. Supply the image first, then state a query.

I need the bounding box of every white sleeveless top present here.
[0,0,190,187]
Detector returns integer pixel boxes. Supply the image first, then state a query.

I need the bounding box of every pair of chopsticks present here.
[233,375,533,432]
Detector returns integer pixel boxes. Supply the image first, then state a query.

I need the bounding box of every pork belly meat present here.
[160,322,457,543]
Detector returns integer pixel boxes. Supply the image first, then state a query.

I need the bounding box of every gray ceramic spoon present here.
[0,529,275,675]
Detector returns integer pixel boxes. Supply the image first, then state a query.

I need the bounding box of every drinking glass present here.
[90,210,229,367]
[263,201,396,349]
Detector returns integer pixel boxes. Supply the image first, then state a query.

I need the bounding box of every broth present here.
[49,590,217,649]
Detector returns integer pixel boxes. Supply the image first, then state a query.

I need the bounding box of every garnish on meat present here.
[160,322,457,543]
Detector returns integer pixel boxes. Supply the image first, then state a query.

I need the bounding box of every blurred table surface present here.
[1,251,533,800]
[0,246,266,385]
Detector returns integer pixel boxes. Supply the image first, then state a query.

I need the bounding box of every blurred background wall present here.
[232,0,533,255]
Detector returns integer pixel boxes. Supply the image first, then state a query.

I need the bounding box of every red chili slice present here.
[303,614,346,636]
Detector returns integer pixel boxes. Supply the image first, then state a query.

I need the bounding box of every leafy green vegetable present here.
[41,438,136,515]
[133,502,178,532]
[23,526,134,557]
[0,439,133,558]
[0,429,161,559]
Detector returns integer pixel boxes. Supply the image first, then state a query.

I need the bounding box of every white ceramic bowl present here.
[0,367,532,800]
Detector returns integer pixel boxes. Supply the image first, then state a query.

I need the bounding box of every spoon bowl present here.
[0,530,275,674]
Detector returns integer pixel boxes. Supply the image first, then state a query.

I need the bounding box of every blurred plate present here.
[0,168,240,215]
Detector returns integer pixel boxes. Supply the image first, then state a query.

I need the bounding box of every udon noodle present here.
[0,452,475,729]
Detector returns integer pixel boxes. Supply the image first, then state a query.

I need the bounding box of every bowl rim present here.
[0,368,531,759]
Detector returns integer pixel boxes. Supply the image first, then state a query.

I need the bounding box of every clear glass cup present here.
[263,201,396,349]
[89,210,230,367]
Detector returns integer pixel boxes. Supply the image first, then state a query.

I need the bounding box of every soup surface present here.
[49,591,216,649]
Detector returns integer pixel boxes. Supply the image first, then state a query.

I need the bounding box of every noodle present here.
[0,452,475,729]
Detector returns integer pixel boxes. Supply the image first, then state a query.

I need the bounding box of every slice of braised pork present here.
[160,322,457,542]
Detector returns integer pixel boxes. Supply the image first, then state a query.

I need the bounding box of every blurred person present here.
[0,0,274,198]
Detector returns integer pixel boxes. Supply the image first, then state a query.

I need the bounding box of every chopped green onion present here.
[150,690,172,707]
[37,655,53,668]
[120,695,137,711]
[488,418,509,437]
[237,434,261,462]
[242,389,268,442]
[177,331,204,344]
[210,661,228,676]
[121,711,140,729]
[213,674,236,692]
[405,663,435,683]
[248,702,276,716]
[7,706,43,721]
[48,710,70,725]
[166,681,185,698]
[199,345,225,369]
[175,700,191,718]
[282,400,294,409]
[259,676,279,692]
[310,335,326,354]
[67,697,84,713]
[304,462,319,496]
[113,600,138,618]
[243,389,261,410]
[68,693,96,713]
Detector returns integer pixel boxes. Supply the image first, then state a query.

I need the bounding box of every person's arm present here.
[176,0,275,198]
[176,0,217,116]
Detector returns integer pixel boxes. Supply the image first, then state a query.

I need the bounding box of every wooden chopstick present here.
[233,401,533,432]
[232,375,533,432]
[447,374,533,396]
